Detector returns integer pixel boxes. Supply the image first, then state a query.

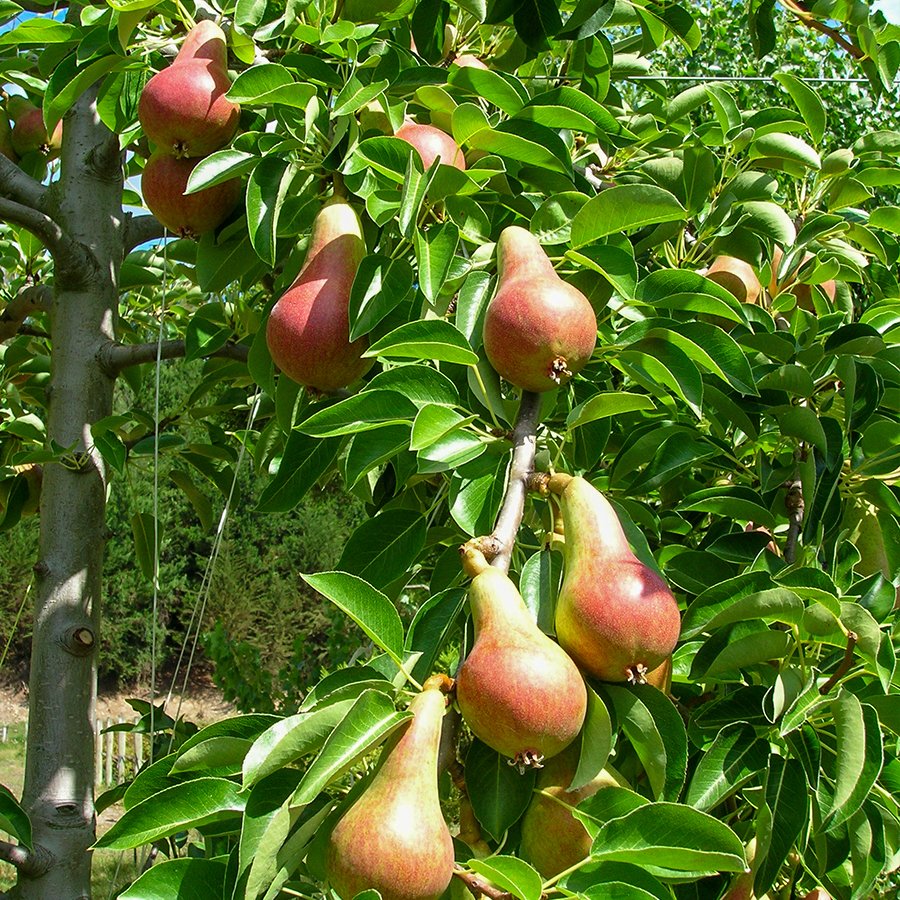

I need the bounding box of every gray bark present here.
[13,86,123,900]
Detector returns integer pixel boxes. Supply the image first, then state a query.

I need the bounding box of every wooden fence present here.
[1,717,146,787]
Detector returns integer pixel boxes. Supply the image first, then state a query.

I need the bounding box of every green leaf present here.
[0,19,78,44]
[256,433,341,512]
[465,739,536,840]
[679,486,775,529]
[242,700,357,788]
[772,405,828,453]
[299,391,419,437]
[750,132,821,169]
[411,405,469,451]
[468,857,542,900]
[869,206,900,235]
[448,65,526,116]
[348,255,414,341]
[0,784,32,849]
[591,803,745,874]
[45,53,121,132]
[567,392,655,428]
[130,512,158,583]
[185,149,258,193]
[337,510,427,591]
[684,723,770,812]
[246,157,295,265]
[365,366,460,408]
[226,65,316,107]
[405,588,467,683]
[450,453,508,536]
[302,571,404,663]
[414,223,459,302]
[773,73,826,144]
[571,186,685,247]
[94,778,245,849]
[118,858,227,900]
[364,320,478,365]
[290,691,411,807]
[468,122,571,175]
[343,426,412,488]
[170,736,252,774]
[600,685,686,802]
[570,685,614,792]
[331,76,390,117]
[519,547,563,636]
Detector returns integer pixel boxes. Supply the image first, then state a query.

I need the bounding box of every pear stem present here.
[487,390,542,573]
[452,866,517,900]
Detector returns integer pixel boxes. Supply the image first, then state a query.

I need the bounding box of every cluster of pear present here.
[0,96,63,168]
[705,247,838,316]
[324,475,681,898]
[138,21,241,238]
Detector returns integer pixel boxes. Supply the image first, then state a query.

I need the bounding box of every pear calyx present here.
[456,555,587,770]
[483,226,597,392]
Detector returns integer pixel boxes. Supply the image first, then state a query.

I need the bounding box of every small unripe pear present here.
[325,683,455,900]
[550,474,681,683]
[9,99,62,160]
[519,743,626,877]
[266,199,373,392]
[456,546,587,769]
[141,153,241,238]
[138,21,240,158]
[395,121,466,171]
[483,227,597,392]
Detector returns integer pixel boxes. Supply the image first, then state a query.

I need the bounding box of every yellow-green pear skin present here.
[325,685,454,900]
[456,548,587,767]
[519,744,625,878]
[552,475,681,683]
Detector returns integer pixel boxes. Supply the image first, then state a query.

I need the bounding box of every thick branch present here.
[0,154,46,210]
[488,391,542,573]
[0,284,52,341]
[453,867,517,900]
[99,338,249,374]
[123,212,166,253]
[781,0,864,59]
[819,631,858,694]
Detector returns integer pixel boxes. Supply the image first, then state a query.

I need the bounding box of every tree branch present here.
[123,211,166,253]
[819,631,858,694]
[0,839,50,877]
[99,338,249,375]
[453,867,517,900]
[784,479,804,564]
[0,198,88,273]
[0,284,52,341]
[0,154,46,210]
[487,391,542,574]
[781,0,865,59]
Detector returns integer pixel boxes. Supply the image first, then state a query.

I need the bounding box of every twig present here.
[819,631,858,694]
[123,212,167,252]
[488,391,542,573]
[781,0,864,59]
[0,839,49,877]
[99,338,249,374]
[0,154,46,210]
[453,866,518,900]
[784,479,804,564]
[0,284,52,341]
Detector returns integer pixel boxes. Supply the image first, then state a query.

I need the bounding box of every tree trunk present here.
[14,87,123,900]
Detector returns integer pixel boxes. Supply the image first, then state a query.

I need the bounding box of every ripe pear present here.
[325,682,455,900]
[456,545,587,768]
[519,743,626,878]
[265,199,373,391]
[706,255,761,305]
[395,121,466,171]
[452,54,489,70]
[549,474,681,683]
[141,153,240,238]
[8,98,62,160]
[483,227,597,392]
[770,246,836,311]
[138,21,240,158]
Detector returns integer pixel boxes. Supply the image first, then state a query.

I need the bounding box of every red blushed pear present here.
[549,474,681,683]
[456,545,587,770]
[325,679,454,900]
[141,153,241,238]
[138,20,240,158]
[705,255,761,305]
[266,199,373,392]
[483,226,597,392]
[395,121,466,171]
